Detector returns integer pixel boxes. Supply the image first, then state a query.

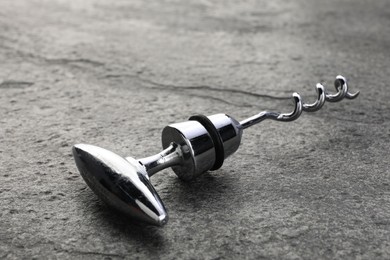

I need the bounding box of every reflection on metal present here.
[72,75,359,226]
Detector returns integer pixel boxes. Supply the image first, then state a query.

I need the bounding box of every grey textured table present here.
[1,0,389,259]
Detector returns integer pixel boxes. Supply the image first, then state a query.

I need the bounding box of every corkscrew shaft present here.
[239,75,359,130]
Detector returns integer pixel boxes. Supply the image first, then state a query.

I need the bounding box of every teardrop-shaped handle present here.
[73,144,168,226]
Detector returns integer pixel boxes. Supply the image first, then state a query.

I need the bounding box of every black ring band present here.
[189,114,225,171]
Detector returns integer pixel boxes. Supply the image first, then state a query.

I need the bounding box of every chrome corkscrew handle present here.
[72,75,359,226]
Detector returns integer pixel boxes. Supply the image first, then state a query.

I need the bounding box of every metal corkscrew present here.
[72,75,359,226]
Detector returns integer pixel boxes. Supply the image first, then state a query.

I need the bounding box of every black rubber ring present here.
[189,114,225,171]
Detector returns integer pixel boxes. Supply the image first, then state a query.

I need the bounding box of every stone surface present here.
[1,0,390,259]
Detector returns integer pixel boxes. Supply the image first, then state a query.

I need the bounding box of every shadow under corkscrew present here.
[72,75,359,226]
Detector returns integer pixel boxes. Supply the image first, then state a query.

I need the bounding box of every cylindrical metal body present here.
[161,113,242,180]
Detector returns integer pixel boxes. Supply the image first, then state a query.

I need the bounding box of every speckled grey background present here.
[1,0,390,259]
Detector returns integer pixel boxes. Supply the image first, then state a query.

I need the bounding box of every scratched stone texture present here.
[1,0,390,259]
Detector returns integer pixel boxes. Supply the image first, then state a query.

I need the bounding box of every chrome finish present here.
[72,75,359,226]
[239,75,359,129]
[207,114,242,159]
[161,114,243,180]
[135,142,183,177]
[73,144,168,226]
[302,83,325,112]
[161,120,215,180]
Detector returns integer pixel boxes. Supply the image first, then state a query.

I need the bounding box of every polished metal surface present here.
[207,114,242,159]
[135,142,183,177]
[72,75,359,226]
[239,75,359,129]
[72,144,168,226]
[161,114,243,180]
[161,120,215,180]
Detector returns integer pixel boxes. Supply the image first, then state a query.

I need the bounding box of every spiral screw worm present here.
[240,75,359,128]
[72,75,359,226]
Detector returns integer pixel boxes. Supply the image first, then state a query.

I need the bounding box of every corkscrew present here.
[73,75,359,226]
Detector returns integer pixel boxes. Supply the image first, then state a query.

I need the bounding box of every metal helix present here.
[239,75,360,129]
